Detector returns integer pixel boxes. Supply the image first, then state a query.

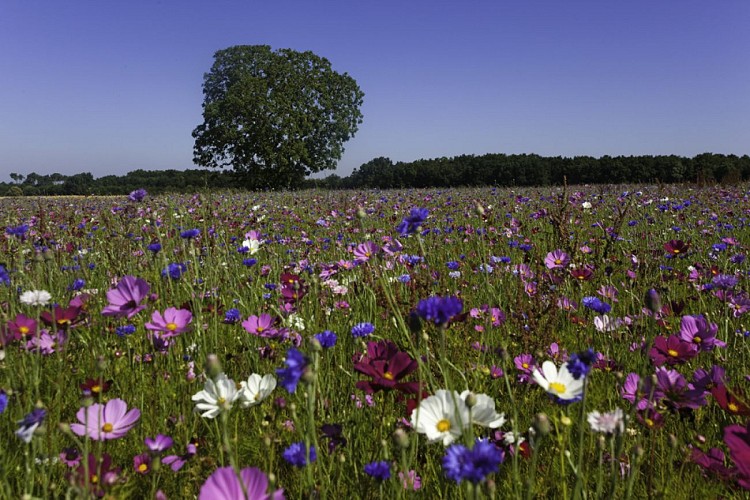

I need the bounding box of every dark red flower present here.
[648,335,698,366]
[40,304,83,330]
[712,385,750,416]
[724,421,750,489]
[80,378,113,397]
[569,266,593,281]
[353,340,420,394]
[664,239,690,256]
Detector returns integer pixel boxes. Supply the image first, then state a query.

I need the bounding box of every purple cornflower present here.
[6,224,30,238]
[115,324,136,337]
[712,274,738,290]
[0,390,7,414]
[101,275,150,319]
[364,461,391,480]
[397,208,429,236]
[314,330,337,349]
[679,315,725,351]
[566,348,596,380]
[161,262,187,280]
[223,308,241,324]
[283,442,316,467]
[128,189,147,202]
[351,322,375,338]
[146,242,162,253]
[581,296,611,314]
[16,408,46,443]
[415,296,463,326]
[276,348,308,393]
[180,228,200,239]
[442,439,504,484]
[0,265,9,286]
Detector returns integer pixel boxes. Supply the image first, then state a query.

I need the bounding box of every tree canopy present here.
[192,45,364,189]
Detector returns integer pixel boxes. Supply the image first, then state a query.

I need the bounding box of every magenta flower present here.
[544,249,569,270]
[353,241,380,263]
[70,398,141,441]
[513,354,536,383]
[145,307,193,338]
[200,466,285,500]
[353,340,420,394]
[724,421,750,489]
[679,315,725,351]
[242,313,279,338]
[649,335,698,366]
[101,276,150,319]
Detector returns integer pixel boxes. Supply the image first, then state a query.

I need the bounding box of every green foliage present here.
[192,45,365,189]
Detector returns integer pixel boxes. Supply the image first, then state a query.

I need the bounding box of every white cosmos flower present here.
[460,390,506,428]
[241,238,261,255]
[191,373,240,419]
[410,390,470,446]
[532,360,584,401]
[238,374,276,408]
[587,408,625,435]
[581,201,592,210]
[19,290,52,307]
[594,315,622,332]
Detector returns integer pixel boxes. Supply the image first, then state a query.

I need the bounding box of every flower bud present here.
[644,288,662,314]
[464,392,478,408]
[393,428,410,449]
[205,354,222,379]
[532,412,551,436]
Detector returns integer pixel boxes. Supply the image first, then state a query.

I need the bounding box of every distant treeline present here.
[3,152,749,196]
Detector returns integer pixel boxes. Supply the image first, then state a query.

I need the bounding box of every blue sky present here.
[1,1,748,179]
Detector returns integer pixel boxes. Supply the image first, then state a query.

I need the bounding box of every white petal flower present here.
[588,408,625,434]
[532,360,584,401]
[410,390,470,446]
[241,239,261,255]
[238,374,276,408]
[594,315,622,332]
[19,290,52,306]
[460,391,506,429]
[191,373,239,419]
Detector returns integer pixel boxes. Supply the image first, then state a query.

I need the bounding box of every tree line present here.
[2,152,749,196]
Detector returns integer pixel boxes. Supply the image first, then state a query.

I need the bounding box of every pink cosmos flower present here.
[353,241,380,263]
[199,466,284,500]
[679,315,725,351]
[145,307,193,338]
[70,398,140,441]
[101,276,150,319]
[544,250,570,270]
[242,313,279,338]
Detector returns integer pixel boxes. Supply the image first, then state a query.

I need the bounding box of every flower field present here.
[1,185,749,498]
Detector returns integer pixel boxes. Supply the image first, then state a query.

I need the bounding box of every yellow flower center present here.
[138,463,148,473]
[90,474,99,484]
[673,249,680,254]
[667,349,679,357]
[102,423,113,433]
[645,418,654,427]
[436,419,451,432]
[693,337,701,343]
[383,371,394,381]
[728,402,739,413]
[57,318,70,326]
[522,363,529,369]
[555,259,562,265]
[549,382,567,395]
[257,326,264,332]
[19,326,29,334]
[217,397,226,405]
[91,385,101,394]
[166,322,177,331]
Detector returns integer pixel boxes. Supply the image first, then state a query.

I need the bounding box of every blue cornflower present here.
[128,189,148,202]
[16,408,46,443]
[264,283,277,291]
[0,390,7,414]
[0,265,10,286]
[276,348,309,393]
[161,262,187,280]
[712,243,727,253]
[6,225,29,238]
[115,325,136,337]
[415,296,463,326]
[443,439,504,484]
[147,242,161,253]
[242,258,257,267]
[223,308,241,324]
[351,322,375,338]
[396,208,429,236]
[581,297,611,314]
[566,348,596,380]
[446,261,460,270]
[397,274,411,283]
[180,228,200,239]
[68,278,85,291]
[314,330,338,349]
[283,442,316,467]
[364,461,391,480]
[712,274,738,290]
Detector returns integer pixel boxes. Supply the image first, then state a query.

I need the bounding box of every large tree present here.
[192,45,364,189]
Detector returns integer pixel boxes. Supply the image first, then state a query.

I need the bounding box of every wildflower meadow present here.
[1,185,750,498]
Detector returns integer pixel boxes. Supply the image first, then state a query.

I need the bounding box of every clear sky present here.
[1,1,748,179]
